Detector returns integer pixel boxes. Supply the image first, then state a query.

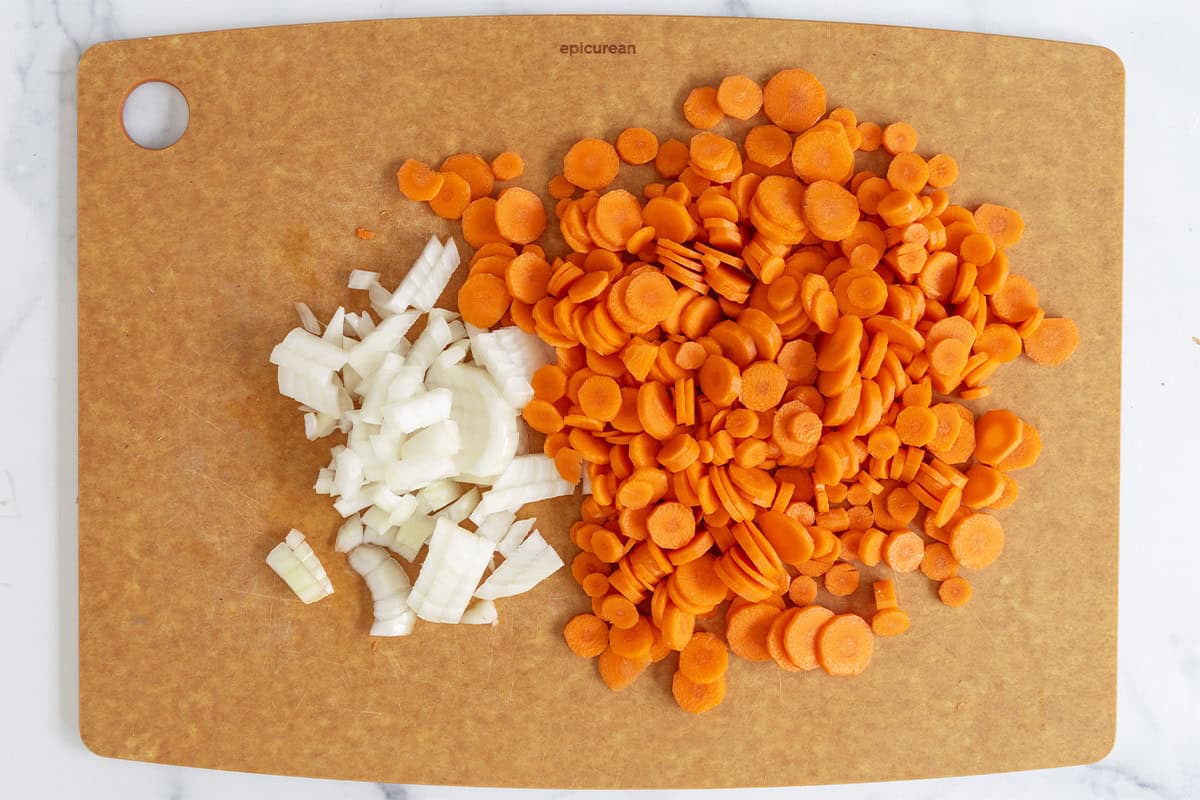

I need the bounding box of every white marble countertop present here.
[2,0,1198,797]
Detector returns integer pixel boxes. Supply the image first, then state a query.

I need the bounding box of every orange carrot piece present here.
[563,613,609,657]
[815,613,874,676]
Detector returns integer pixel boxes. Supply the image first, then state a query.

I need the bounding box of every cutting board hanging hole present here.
[122,80,189,150]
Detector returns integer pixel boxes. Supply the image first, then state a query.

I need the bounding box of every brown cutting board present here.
[77,16,1123,788]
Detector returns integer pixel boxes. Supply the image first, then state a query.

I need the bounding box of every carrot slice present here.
[762,68,826,133]
[490,150,525,181]
[949,513,1005,569]
[563,138,620,191]
[672,670,727,713]
[441,153,494,199]
[396,158,445,201]
[938,576,973,607]
[678,631,729,684]
[726,601,781,662]
[781,604,835,670]
[683,85,725,130]
[563,613,609,657]
[815,613,874,676]
[597,646,650,691]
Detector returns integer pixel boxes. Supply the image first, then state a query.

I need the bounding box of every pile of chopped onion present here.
[264,235,570,634]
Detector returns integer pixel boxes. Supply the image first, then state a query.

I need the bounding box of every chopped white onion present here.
[401,420,461,462]
[475,510,517,543]
[496,517,536,559]
[475,531,563,600]
[382,388,453,434]
[467,325,553,409]
[347,544,415,637]
[460,598,498,626]
[435,486,481,524]
[348,269,381,290]
[408,519,494,623]
[386,457,457,493]
[294,302,322,335]
[266,529,334,603]
[390,513,436,562]
[269,235,570,635]
[335,515,365,552]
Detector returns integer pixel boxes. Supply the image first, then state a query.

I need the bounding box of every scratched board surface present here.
[77,16,1123,788]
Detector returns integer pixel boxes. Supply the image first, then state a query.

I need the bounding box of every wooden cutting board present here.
[77,16,1123,789]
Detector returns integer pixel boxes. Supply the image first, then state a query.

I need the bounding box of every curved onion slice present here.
[407,519,494,624]
[425,363,518,481]
[347,544,415,637]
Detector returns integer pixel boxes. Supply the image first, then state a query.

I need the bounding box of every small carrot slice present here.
[616,127,659,165]
[598,646,650,691]
[762,68,826,133]
[949,513,1005,569]
[672,670,727,713]
[678,631,729,684]
[427,170,472,219]
[647,501,696,549]
[489,150,524,181]
[683,85,725,130]
[788,574,818,606]
[396,158,445,201]
[1023,317,1079,365]
[781,604,835,671]
[608,615,654,660]
[563,137,620,191]
[458,272,510,328]
[717,74,763,120]
[563,613,609,657]
[815,613,874,676]
[441,153,494,199]
[871,607,911,637]
[725,601,781,662]
[823,562,859,596]
[939,576,973,607]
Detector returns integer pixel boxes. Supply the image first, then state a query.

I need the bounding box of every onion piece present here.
[347,544,415,637]
[469,480,575,525]
[474,531,563,600]
[496,517,536,558]
[401,420,461,461]
[425,363,518,481]
[435,486,481,524]
[475,510,517,543]
[346,310,421,378]
[492,454,565,490]
[266,529,334,604]
[390,513,436,561]
[386,236,460,313]
[271,328,350,372]
[386,457,457,493]
[407,519,494,623]
[406,313,454,370]
[415,478,465,514]
[460,598,498,626]
[335,515,365,553]
[466,325,553,409]
[294,302,322,335]
[381,388,453,434]
[348,269,381,290]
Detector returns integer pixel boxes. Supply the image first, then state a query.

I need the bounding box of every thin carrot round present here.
[616,127,660,165]
[683,85,725,130]
[678,631,729,684]
[949,513,1005,570]
[824,562,860,596]
[788,574,818,606]
[457,272,510,328]
[494,187,547,245]
[815,613,874,676]
[396,158,445,201]
[1023,317,1079,365]
[427,170,472,219]
[762,68,826,133]
[739,361,788,412]
[726,601,781,662]
[672,670,726,713]
[440,152,494,199]
[563,613,609,658]
[609,615,654,660]
[490,150,525,181]
[717,74,764,120]
[938,576,973,607]
[744,124,793,167]
[871,607,911,637]
[647,501,696,549]
[781,604,834,670]
[597,646,649,691]
[563,137,620,191]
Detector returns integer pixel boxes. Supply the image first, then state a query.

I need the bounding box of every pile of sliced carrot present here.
[394,66,1078,714]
